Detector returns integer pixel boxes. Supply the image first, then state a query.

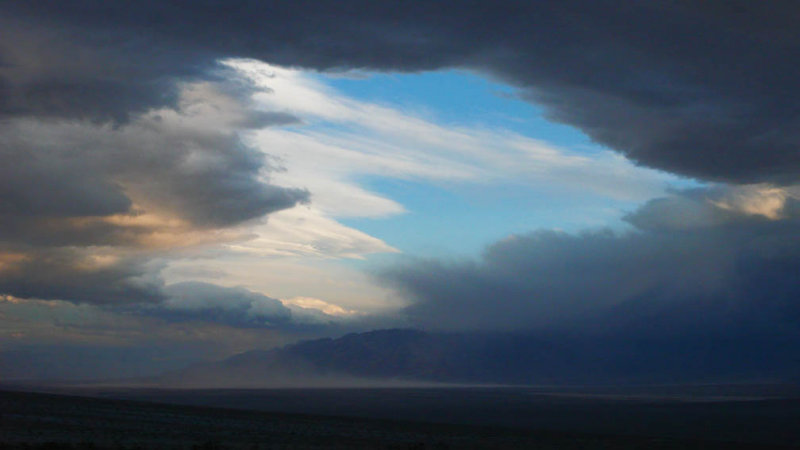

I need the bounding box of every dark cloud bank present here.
[3,1,800,382]
[4,1,800,183]
[384,191,800,335]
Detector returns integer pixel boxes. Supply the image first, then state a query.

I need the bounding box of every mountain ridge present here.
[156,328,800,388]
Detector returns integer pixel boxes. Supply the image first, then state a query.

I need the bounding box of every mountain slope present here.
[160,329,800,387]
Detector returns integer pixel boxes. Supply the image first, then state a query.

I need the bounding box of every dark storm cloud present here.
[0,250,164,304]
[3,1,800,182]
[381,187,800,336]
[0,99,308,233]
[0,76,307,304]
[0,99,307,303]
[0,13,204,123]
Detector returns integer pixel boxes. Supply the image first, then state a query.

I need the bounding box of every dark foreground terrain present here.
[2,388,800,449]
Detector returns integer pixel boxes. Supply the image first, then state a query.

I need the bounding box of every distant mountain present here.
[159,329,800,387]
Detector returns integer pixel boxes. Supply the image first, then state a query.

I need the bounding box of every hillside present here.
[160,329,800,387]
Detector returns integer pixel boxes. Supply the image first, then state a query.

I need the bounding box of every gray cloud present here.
[129,282,400,338]
[0,250,165,305]
[381,186,800,337]
[0,77,307,304]
[134,282,369,333]
[3,1,799,183]
[157,282,293,328]
[0,100,308,234]
[0,12,203,123]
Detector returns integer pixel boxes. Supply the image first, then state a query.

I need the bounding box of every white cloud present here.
[225,58,676,217]
[282,296,360,317]
[228,205,398,259]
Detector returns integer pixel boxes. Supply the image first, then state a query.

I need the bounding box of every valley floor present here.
[2,388,799,449]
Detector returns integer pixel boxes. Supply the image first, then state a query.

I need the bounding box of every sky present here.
[2,1,800,381]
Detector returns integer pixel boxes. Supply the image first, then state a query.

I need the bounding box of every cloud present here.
[0,249,165,305]
[132,282,389,341]
[228,206,399,259]
[163,254,403,316]
[0,77,308,304]
[123,281,380,332]
[3,2,799,183]
[157,282,293,328]
[2,84,307,233]
[381,185,800,336]
[0,113,307,233]
[625,185,800,231]
[282,296,360,317]
[235,60,673,213]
